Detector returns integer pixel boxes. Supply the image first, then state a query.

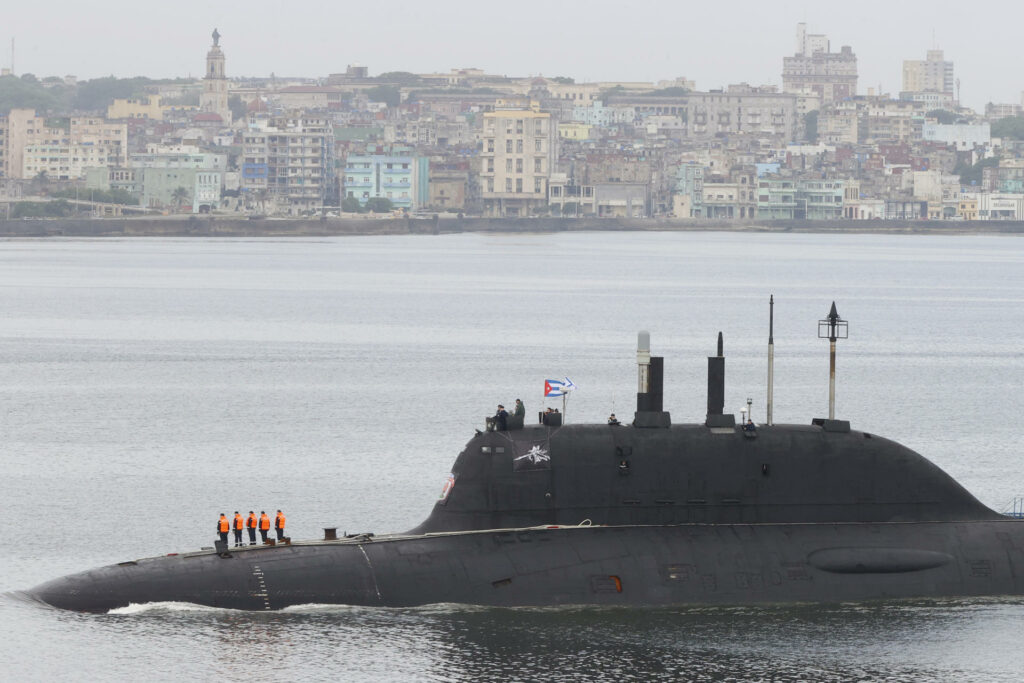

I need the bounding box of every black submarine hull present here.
[30,519,1024,613]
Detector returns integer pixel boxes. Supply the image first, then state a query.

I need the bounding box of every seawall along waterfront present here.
[3,215,1024,237]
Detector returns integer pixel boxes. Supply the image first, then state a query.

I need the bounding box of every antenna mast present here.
[767,295,774,426]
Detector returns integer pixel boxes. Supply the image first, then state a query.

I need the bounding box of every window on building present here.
[487,159,494,172]
[487,178,494,192]
[516,159,523,173]
[505,178,512,192]
[516,139,523,153]
[516,178,523,193]
[487,139,495,152]
[506,159,513,172]
[506,140,513,153]
[534,158,542,173]
[534,177,542,193]
[535,120,543,134]
[535,139,543,152]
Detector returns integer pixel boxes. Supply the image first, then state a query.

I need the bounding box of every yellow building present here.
[558,122,593,140]
[480,102,557,216]
[957,195,978,220]
[107,95,164,121]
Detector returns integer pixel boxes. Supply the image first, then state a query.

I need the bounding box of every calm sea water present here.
[2,231,1024,681]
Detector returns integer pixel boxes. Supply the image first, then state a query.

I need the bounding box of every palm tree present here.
[171,186,191,212]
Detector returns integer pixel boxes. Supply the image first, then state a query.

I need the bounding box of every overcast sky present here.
[4,0,1021,111]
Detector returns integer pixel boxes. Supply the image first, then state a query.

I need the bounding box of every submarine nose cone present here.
[29,569,129,613]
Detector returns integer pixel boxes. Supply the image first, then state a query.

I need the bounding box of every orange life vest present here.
[233,515,244,530]
[247,514,257,529]
[275,513,285,529]
[218,517,229,533]
[260,514,270,530]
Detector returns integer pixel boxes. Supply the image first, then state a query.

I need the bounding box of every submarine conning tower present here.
[407,329,1002,536]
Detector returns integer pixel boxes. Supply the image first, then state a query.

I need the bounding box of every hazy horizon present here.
[4,0,1022,111]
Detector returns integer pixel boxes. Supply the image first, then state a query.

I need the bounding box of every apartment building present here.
[902,50,954,97]
[782,23,858,104]
[343,153,428,210]
[11,112,127,180]
[756,177,845,220]
[480,103,556,216]
[241,114,336,213]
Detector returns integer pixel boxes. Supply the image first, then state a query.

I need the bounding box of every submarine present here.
[29,303,1024,613]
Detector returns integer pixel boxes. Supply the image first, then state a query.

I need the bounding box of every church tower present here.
[200,28,231,123]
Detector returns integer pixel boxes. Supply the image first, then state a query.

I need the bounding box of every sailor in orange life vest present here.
[246,511,258,546]
[275,509,286,541]
[232,511,244,547]
[259,511,270,543]
[217,514,229,544]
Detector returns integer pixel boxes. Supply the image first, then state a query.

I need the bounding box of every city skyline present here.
[3,0,1022,111]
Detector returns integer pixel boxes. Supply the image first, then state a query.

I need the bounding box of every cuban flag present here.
[544,377,577,397]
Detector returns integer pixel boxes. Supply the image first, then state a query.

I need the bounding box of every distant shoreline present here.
[2,216,1024,238]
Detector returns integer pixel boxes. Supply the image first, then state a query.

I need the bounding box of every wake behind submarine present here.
[31,301,1024,613]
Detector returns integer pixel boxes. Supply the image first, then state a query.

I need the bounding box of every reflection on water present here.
[9,598,1023,682]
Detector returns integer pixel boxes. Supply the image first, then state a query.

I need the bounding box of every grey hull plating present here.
[28,374,1024,612]
[30,519,1024,613]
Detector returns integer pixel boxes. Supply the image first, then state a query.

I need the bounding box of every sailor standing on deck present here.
[232,511,244,547]
[275,509,286,541]
[246,511,258,546]
[217,514,229,544]
[259,511,270,543]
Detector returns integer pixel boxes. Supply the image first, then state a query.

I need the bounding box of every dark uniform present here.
[246,511,258,546]
[259,511,270,543]
[232,512,244,547]
[275,510,286,541]
[494,405,508,431]
[217,515,229,544]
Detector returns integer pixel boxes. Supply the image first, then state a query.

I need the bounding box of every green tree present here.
[341,196,363,213]
[0,74,63,114]
[551,76,575,84]
[954,156,1000,186]
[30,170,49,195]
[365,197,393,213]
[228,95,247,122]
[11,199,72,218]
[73,76,152,111]
[992,116,1024,140]
[171,186,191,210]
[927,109,957,125]
[366,85,401,108]
[377,71,421,85]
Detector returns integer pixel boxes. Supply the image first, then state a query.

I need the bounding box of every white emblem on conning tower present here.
[514,445,550,464]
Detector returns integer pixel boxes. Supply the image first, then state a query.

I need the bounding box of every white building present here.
[922,122,990,150]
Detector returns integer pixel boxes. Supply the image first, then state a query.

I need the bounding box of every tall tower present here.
[200,28,231,123]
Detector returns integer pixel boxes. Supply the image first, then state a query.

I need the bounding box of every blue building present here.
[343,154,429,210]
